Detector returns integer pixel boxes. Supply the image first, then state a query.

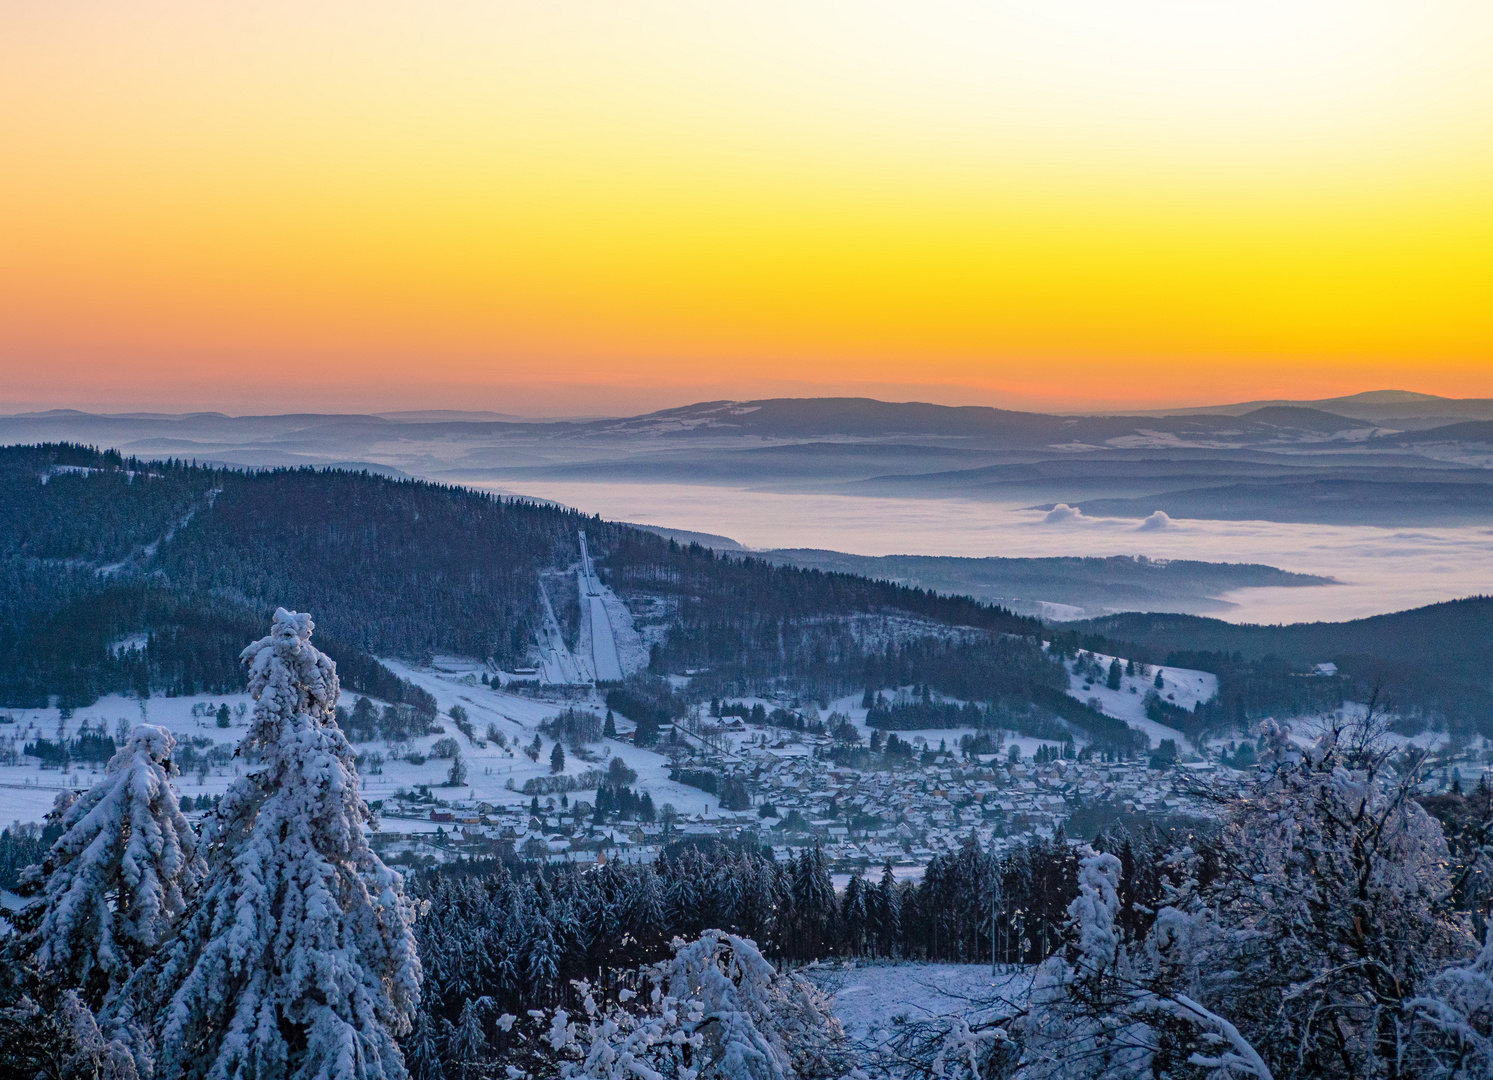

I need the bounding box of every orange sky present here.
[3,2,1492,415]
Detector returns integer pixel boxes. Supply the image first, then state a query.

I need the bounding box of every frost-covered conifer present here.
[527,930,845,1080]
[402,1012,445,1080]
[146,608,422,1080]
[16,724,204,1007]
[875,859,900,957]
[446,998,489,1080]
[625,864,668,950]
[1003,850,1273,1080]
[1009,852,1154,1080]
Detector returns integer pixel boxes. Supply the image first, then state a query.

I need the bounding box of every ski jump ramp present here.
[578,531,624,683]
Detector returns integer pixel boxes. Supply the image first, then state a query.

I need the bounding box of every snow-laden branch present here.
[1155,995,1273,1080]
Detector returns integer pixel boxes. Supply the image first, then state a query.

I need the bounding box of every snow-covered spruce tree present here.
[11,725,205,1010]
[144,608,422,1080]
[401,1011,445,1080]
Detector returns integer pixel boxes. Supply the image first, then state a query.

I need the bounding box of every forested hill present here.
[0,443,1039,709]
[1069,600,1493,683]
[1059,598,1493,736]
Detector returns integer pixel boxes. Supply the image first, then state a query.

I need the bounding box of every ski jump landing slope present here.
[578,531,624,683]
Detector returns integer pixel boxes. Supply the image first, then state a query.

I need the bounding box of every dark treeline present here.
[854,636,1062,704]
[855,677,1143,754]
[0,822,59,891]
[538,707,603,746]
[0,579,438,715]
[865,694,988,730]
[20,730,117,768]
[402,827,1191,1075]
[669,768,751,810]
[333,695,442,743]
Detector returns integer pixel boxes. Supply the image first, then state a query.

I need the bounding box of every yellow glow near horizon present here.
[2,1,1491,413]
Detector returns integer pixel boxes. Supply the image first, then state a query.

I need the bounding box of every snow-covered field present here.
[808,962,1027,1056]
[1065,652,1217,748]
[0,661,727,827]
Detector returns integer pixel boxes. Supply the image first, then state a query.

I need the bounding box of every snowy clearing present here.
[808,962,1029,1056]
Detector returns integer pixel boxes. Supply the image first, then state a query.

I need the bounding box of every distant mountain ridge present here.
[756,550,1333,619]
[4,393,1492,527]
[1111,388,1493,425]
[7,392,1490,452]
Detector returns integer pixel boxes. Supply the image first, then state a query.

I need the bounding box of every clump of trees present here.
[539,706,603,746]
[666,767,749,811]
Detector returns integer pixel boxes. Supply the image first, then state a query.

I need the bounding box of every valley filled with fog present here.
[484,479,1493,624]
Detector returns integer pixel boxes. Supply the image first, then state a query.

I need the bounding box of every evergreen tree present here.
[145,609,422,1080]
[792,844,836,960]
[524,914,560,1001]
[626,864,669,952]
[14,725,204,1010]
[841,874,867,957]
[446,998,487,1080]
[549,741,565,774]
[404,1011,446,1080]
[602,710,616,739]
[876,860,901,958]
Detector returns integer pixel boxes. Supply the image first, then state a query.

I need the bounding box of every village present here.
[4,643,1483,887]
[365,697,1244,878]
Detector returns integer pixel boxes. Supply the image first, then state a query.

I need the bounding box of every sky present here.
[2,1,1492,416]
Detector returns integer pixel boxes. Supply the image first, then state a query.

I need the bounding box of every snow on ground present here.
[0,656,750,827]
[0,783,74,828]
[376,659,730,818]
[1065,651,1217,749]
[808,962,1028,1057]
[597,583,649,676]
[0,694,247,826]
